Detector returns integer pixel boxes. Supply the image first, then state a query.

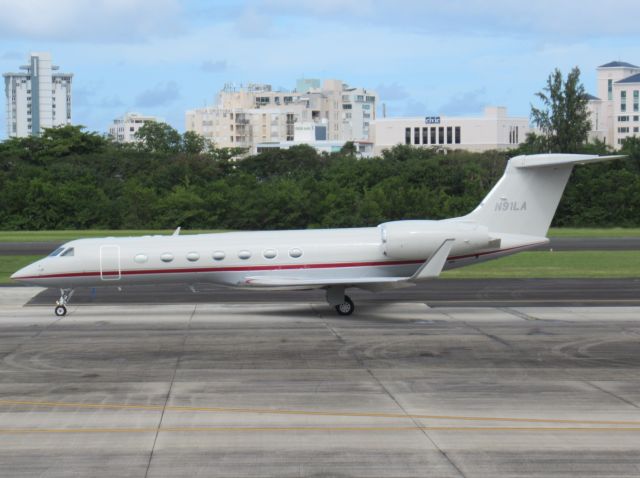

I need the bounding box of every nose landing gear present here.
[54,289,74,317]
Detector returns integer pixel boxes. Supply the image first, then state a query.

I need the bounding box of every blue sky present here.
[1,0,638,138]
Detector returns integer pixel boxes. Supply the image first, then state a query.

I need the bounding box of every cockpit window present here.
[60,248,75,257]
[48,247,65,257]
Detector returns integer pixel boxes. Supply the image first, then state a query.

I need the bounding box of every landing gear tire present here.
[54,288,74,317]
[335,295,355,316]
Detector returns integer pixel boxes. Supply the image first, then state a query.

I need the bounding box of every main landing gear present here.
[54,288,74,317]
[326,287,355,316]
[335,295,355,316]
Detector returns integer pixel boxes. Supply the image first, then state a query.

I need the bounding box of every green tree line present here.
[1,124,639,231]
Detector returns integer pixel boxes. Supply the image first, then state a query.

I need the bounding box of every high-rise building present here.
[3,52,72,138]
[108,112,162,143]
[185,79,376,153]
[587,61,640,148]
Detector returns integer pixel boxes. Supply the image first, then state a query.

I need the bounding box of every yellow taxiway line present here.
[1,399,640,427]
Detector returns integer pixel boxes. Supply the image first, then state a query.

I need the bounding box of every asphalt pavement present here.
[25,278,640,308]
[2,237,640,255]
[2,293,640,477]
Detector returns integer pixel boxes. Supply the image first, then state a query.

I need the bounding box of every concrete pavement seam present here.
[322,314,468,478]
[498,307,543,321]
[144,304,196,478]
[586,381,640,410]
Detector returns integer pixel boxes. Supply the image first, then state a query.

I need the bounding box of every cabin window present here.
[289,248,303,258]
[263,249,277,259]
[186,252,200,262]
[212,251,225,261]
[238,250,252,260]
[160,253,174,262]
[60,248,74,257]
[48,247,65,257]
[134,254,148,264]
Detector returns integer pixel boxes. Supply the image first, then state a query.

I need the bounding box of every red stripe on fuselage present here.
[18,259,424,280]
[14,242,545,281]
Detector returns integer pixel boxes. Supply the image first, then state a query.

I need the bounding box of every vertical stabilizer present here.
[464,154,623,237]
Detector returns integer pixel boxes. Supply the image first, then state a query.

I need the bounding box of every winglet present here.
[409,238,455,282]
[172,226,181,236]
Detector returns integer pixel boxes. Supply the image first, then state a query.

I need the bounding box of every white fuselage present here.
[10,153,625,316]
[11,220,546,290]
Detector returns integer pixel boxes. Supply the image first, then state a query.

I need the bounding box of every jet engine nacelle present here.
[379,220,493,260]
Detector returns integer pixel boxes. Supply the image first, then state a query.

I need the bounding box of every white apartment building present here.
[108,112,162,143]
[3,52,72,138]
[185,79,376,154]
[587,61,640,148]
[255,120,374,157]
[369,106,530,154]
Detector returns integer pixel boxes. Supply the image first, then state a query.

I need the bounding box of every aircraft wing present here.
[239,239,455,290]
[241,276,409,288]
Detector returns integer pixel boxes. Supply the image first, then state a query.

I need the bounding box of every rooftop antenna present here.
[382,102,386,118]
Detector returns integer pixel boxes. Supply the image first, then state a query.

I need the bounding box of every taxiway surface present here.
[2,236,640,255]
[25,278,640,308]
[1,288,640,477]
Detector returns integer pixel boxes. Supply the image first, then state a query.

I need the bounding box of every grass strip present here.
[1,227,640,242]
[547,228,640,238]
[0,230,227,242]
[0,255,42,285]
[442,251,640,279]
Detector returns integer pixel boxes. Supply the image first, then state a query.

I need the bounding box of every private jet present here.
[11,153,624,316]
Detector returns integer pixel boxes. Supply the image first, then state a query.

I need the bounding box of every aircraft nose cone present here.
[10,263,38,282]
[10,267,27,281]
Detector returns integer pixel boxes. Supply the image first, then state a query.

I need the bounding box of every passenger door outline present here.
[100,245,121,281]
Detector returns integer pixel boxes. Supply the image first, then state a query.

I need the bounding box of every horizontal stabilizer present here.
[513,154,625,169]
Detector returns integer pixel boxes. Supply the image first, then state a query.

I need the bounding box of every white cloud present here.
[201,60,228,73]
[264,0,375,17]
[439,88,487,116]
[403,99,428,116]
[256,0,639,40]
[99,96,125,109]
[235,6,273,38]
[376,83,410,102]
[72,86,96,108]
[135,82,180,108]
[0,0,185,43]
[0,50,22,60]
[1,0,634,138]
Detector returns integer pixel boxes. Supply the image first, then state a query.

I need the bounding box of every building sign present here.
[425,116,441,124]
